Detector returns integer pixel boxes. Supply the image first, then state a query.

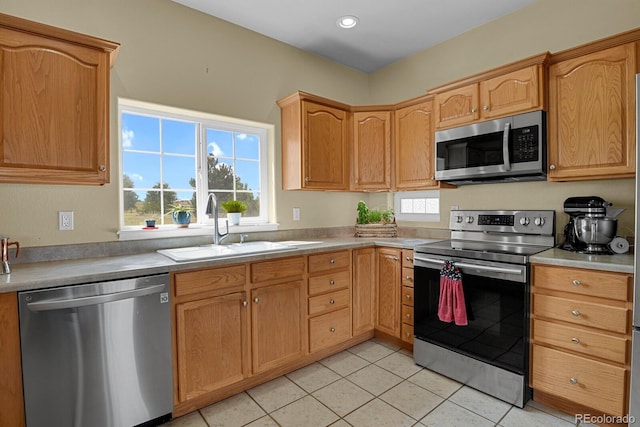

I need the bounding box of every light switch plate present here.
[293,207,301,221]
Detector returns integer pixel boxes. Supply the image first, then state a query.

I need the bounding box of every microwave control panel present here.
[511,126,539,163]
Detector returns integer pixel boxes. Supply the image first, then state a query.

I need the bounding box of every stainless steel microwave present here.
[435,110,546,184]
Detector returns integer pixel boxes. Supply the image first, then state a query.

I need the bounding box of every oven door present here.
[413,253,529,375]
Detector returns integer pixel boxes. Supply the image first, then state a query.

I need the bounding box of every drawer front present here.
[308,270,350,296]
[532,345,628,416]
[533,265,630,301]
[534,294,629,334]
[533,319,628,364]
[250,256,305,284]
[401,305,414,325]
[308,288,350,316]
[402,286,414,306]
[402,267,414,288]
[175,265,246,297]
[308,250,350,273]
[402,250,414,269]
[401,322,414,344]
[309,307,351,353]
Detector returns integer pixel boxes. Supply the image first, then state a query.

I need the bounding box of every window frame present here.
[393,190,441,222]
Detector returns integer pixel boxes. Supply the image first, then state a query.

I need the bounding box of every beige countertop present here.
[0,237,440,294]
[530,247,634,274]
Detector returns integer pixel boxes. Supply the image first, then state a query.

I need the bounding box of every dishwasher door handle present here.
[27,283,167,312]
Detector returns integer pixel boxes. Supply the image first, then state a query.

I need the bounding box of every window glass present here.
[394,191,440,222]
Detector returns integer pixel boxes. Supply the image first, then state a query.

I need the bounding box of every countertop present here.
[530,247,634,274]
[0,237,440,294]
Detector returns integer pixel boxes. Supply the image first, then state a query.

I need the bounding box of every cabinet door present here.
[175,292,249,402]
[352,247,376,335]
[433,84,480,129]
[352,111,392,191]
[252,281,305,374]
[302,101,349,190]
[480,65,542,119]
[375,248,401,338]
[394,100,438,189]
[0,292,25,427]
[548,43,636,180]
[0,18,117,185]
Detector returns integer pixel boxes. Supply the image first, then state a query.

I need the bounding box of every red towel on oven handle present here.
[438,261,468,326]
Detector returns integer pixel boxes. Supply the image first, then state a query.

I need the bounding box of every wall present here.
[1,0,639,248]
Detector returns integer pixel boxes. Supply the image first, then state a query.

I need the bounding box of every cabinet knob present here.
[305,177,310,182]
[254,297,260,303]
[406,313,411,319]
[242,300,248,307]
[330,280,335,285]
[571,337,580,344]
[483,105,489,111]
[405,294,412,300]
[405,256,412,262]
[405,275,412,281]
[330,259,335,264]
[471,107,477,113]
[330,327,336,333]
[572,279,581,286]
[393,256,399,261]
[549,164,556,170]
[571,310,581,317]
[330,299,335,304]
[569,377,578,385]
[406,332,411,337]
[99,165,107,172]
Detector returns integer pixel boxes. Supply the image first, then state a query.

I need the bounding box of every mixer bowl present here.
[574,216,617,245]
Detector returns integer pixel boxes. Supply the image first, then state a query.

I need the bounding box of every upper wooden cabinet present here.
[278,92,350,190]
[430,53,548,130]
[0,13,119,185]
[351,109,392,191]
[547,42,637,181]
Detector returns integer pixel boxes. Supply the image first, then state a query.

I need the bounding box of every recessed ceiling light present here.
[337,15,359,29]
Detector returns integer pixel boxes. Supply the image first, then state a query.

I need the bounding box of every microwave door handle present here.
[503,122,511,171]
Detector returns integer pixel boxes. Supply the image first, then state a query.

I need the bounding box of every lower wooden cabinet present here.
[352,247,376,335]
[401,250,414,345]
[309,307,351,353]
[375,247,401,338]
[0,292,25,427]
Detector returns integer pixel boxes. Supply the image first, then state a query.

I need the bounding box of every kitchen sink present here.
[157,241,296,262]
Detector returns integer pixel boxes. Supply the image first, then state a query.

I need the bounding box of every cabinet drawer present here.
[402,250,414,268]
[401,323,414,344]
[531,345,628,416]
[402,286,414,306]
[309,307,351,353]
[251,257,305,284]
[308,288,350,316]
[308,270,350,296]
[534,294,629,334]
[175,265,246,297]
[533,265,630,301]
[401,305,414,325]
[533,319,628,364]
[308,251,350,273]
[402,267,414,288]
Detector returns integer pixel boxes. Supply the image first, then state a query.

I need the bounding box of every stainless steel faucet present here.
[205,194,229,245]
[1,237,19,275]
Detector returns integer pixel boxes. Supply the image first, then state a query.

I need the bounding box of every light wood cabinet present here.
[0,13,119,185]
[352,247,376,335]
[375,247,401,338]
[277,92,350,190]
[0,292,25,427]
[530,264,632,417]
[400,250,414,345]
[547,43,637,181]
[351,109,392,191]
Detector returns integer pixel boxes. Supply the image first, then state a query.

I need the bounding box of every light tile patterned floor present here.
[163,339,585,427]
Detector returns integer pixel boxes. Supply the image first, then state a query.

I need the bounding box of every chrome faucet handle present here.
[239,234,249,244]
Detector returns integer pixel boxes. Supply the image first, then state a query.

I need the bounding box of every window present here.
[119,99,271,232]
[394,191,440,222]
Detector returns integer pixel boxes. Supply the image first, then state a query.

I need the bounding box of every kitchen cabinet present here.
[277,92,350,190]
[400,250,414,345]
[547,42,637,181]
[430,54,547,130]
[352,247,376,335]
[351,109,392,191]
[173,265,250,403]
[375,247,401,338]
[530,264,632,417]
[0,292,24,427]
[250,256,306,373]
[0,13,119,185]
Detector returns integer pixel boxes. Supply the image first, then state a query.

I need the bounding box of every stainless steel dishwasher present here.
[18,274,173,427]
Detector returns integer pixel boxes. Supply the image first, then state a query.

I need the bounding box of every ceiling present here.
[172,0,537,73]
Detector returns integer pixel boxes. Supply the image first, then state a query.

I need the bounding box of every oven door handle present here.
[414,256,523,275]
[503,122,511,171]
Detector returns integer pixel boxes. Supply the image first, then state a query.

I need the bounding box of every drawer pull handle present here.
[406,313,411,319]
[405,275,412,280]
[571,310,580,317]
[242,300,248,307]
[405,294,412,300]
[254,297,260,303]
[330,259,335,264]
[572,279,581,286]
[330,299,335,304]
[569,377,578,385]
[571,337,580,344]
[406,332,411,337]
[406,256,412,262]
[330,327,336,332]
[330,280,335,285]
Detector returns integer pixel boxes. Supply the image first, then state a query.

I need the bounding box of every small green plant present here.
[221,200,247,213]
[356,201,369,224]
[356,201,395,224]
[167,203,192,214]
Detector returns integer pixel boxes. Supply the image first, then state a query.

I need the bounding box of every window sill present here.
[118,222,279,241]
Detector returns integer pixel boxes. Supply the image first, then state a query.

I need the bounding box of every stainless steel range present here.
[413,209,555,408]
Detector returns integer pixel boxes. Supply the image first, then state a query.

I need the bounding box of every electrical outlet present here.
[293,207,301,221]
[59,211,74,230]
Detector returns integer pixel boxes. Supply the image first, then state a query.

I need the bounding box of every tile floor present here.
[163,339,588,427]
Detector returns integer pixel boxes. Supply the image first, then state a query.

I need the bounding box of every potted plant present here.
[221,200,246,225]
[168,203,193,228]
[355,200,396,237]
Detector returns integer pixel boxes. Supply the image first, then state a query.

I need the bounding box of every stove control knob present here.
[534,217,545,226]
[466,216,474,224]
[519,217,530,226]
[455,215,464,223]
